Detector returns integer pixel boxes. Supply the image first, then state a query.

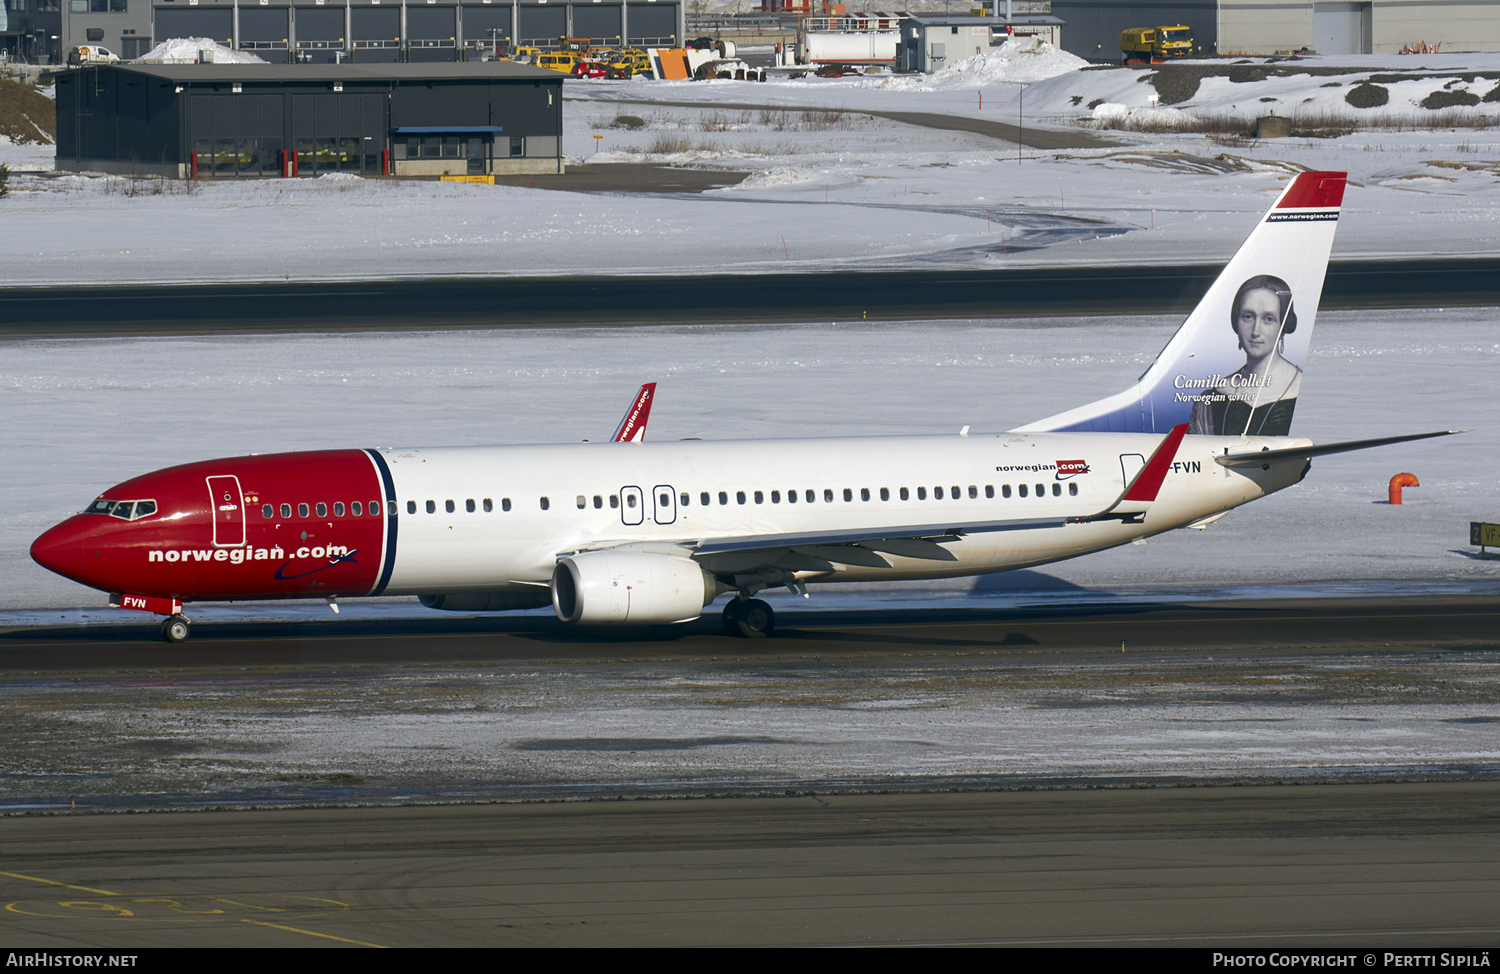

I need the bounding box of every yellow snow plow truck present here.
[1120,26,1193,63]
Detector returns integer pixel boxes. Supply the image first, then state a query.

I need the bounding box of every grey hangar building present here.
[10,0,685,71]
[54,61,567,177]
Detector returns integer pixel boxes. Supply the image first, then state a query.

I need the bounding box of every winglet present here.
[1123,423,1189,502]
[612,383,657,443]
[1075,423,1189,524]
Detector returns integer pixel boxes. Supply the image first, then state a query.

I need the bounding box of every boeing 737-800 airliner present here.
[30,171,1455,641]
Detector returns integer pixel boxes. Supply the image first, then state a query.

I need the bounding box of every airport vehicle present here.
[572,60,608,78]
[535,51,580,73]
[1120,25,1194,63]
[607,49,652,78]
[30,171,1457,643]
[66,45,120,66]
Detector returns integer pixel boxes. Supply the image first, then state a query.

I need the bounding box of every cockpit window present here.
[82,499,157,520]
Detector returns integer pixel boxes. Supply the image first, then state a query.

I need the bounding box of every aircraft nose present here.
[30,517,88,582]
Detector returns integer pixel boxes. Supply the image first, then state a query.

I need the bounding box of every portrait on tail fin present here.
[1185,274,1303,437]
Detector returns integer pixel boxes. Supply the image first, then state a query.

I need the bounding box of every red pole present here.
[382,147,389,176]
[190,150,197,179]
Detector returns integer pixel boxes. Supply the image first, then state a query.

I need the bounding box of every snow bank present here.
[876,36,1089,91]
[138,38,267,64]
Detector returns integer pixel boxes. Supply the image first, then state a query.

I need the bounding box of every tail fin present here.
[1017,171,1347,436]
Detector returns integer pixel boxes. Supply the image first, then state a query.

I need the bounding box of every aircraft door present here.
[653,485,676,525]
[207,475,246,547]
[1120,454,1146,490]
[620,486,644,526]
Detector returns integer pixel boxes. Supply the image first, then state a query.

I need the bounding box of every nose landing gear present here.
[722,597,774,638]
[160,614,191,643]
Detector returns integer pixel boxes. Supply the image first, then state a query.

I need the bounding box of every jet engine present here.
[552,549,719,625]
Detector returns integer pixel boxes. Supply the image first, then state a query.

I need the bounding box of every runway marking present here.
[239,918,387,948]
[0,869,118,896]
[3,870,370,944]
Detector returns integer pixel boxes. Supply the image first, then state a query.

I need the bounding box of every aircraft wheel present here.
[721,599,744,634]
[161,615,190,644]
[733,599,774,638]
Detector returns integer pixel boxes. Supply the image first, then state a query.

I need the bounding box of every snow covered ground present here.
[1,45,1497,282]
[4,309,1496,621]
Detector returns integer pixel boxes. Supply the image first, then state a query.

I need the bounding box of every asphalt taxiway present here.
[3,784,1499,947]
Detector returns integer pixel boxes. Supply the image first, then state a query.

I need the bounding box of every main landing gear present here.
[721,597,774,638]
[160,614,191,643]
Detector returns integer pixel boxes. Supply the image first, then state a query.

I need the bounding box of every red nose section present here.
[31,517,88,585]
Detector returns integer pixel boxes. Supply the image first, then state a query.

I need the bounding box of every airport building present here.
[14,0,683,69]
[53,61,565,177]
[1049,0,1500,60]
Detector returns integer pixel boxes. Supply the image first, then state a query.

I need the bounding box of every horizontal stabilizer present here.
[1215,430,1463,468]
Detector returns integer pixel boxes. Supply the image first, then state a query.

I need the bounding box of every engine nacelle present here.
[552,550,717,625]
[419,590,551,612]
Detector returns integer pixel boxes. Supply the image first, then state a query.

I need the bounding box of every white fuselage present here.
[378,430,1308,596]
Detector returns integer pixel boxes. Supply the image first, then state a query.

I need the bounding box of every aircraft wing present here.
[688,425,1191,573]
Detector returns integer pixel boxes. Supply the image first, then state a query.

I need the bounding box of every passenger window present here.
[1036,483,1045,497]
[754,491,764,504]
[610,495,619,509]
[1019,485,1027,498]
[952,486,960,499]
[720,491,729,505]
[263,504,274,519]
[842,488,852,502]
[484,498,493,512]
[577,495,587,509]
[968,486,978,499]
[917,487,926,500]
[860,488,870,501]
[736,491,746,505]
[626,494,637,508]
[352,501,362,516]
[502,498,512,512]
[407,500,417,514]
[281,503,292,518]
[879,488,889,501]
[985,485,994,499]
[1052,484,1061,497]
[680,492,689,507]
[540,497,550,510]
[466,499,475,513]
[1069,483,1078,496]
[426,500,436,514]
[788,489,797,504]
[770,490,779,503]
[1002,485,1012,498]
[823,489,833,503]
[445,500,454,513]
[659,491,670,507]
[701,492,711,506]
[934,487,944,500]
[387,501,396,515]
[316,502,327,517]
[805,490,814,503]
[594,495,603,509]
[900,487,909,501]
[334,502,345,517]
[298,503,310,518]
